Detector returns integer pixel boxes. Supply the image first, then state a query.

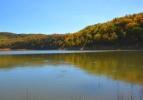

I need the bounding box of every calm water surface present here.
[0,51,143,100]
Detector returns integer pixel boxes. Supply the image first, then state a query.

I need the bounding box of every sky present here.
[0,0,143,34]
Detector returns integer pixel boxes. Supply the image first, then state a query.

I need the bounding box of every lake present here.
[0,50,143,100]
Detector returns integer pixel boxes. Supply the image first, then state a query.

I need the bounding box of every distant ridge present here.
[0,12,143,50]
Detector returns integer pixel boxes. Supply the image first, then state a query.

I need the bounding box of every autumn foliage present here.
[0,13,143,50]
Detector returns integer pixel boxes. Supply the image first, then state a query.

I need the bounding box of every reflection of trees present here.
[0,51,143,84]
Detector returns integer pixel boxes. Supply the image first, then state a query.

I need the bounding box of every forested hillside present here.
[0,13,143,50]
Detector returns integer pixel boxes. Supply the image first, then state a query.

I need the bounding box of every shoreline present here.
[0,48,143,51]
[0,49,143,56]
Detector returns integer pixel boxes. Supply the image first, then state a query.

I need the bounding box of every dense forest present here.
[0,13,143,50]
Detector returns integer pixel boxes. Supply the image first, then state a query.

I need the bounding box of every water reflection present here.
[0,51,143,100]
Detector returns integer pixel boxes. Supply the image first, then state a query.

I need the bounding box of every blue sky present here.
[0,0,143,34]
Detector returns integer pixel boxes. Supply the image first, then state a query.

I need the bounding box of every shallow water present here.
[0,51,143,100]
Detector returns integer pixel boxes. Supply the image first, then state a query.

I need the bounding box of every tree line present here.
[0,13,143,50]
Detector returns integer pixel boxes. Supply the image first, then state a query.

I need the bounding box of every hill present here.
[0,13,143,50]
